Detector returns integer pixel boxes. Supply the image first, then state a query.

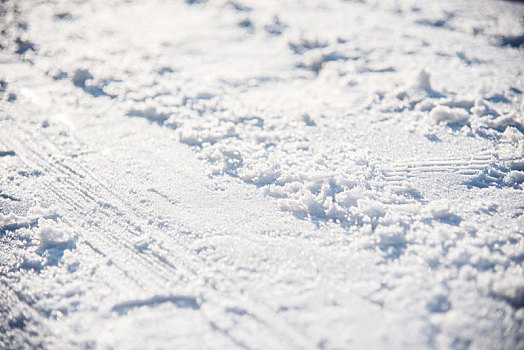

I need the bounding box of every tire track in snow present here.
[379,152,495,183]
[0,124,211,344]
[379,151,524,191]
[0,128,157,303]
[0,122,185,287]
[1,120,309,348]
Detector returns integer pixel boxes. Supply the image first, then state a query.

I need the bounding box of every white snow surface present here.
[1,0,523,348]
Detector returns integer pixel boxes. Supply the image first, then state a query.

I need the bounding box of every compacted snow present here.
[1,0,523,348]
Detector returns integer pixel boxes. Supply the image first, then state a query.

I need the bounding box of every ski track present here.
[1,0,524,349]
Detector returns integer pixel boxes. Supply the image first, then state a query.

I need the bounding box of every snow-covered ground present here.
[1,0,523,348]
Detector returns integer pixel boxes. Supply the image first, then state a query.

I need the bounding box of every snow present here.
[430,105,470,126]
[1,0,523,349]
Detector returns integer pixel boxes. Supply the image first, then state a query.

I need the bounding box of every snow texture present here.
[1,0,523,349]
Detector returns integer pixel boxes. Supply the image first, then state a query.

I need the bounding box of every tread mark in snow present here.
[1,126,174,280]
[1,122,197,292]
[379,152,495,183]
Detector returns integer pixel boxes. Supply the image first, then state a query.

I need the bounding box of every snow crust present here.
[1,0,523,349]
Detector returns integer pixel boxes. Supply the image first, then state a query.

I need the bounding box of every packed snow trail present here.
[1,0,523,348]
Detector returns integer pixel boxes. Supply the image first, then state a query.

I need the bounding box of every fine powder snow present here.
[1,0,523,349]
